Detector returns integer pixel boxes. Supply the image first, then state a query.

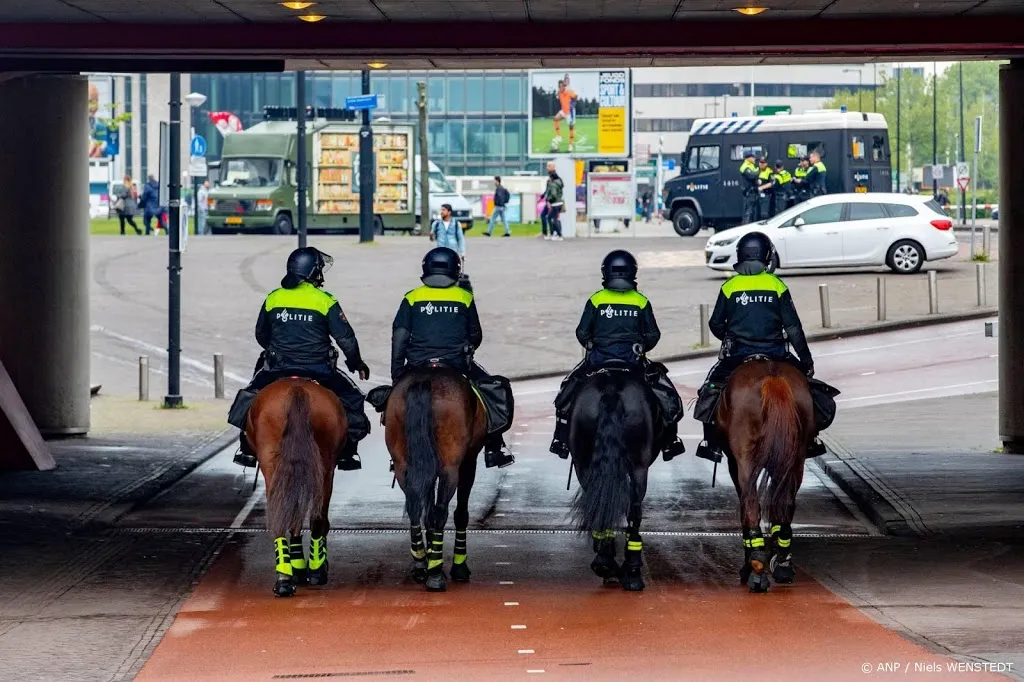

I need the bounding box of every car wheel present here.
[672,207,701,237]
[886,239,925,274]
[373,215,385,235]
[274,214,294,235]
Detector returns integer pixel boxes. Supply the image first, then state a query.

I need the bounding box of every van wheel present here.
[886,239,924,274]
[373,215,385,235]
[274,214,294,235]
[672,207,701,237]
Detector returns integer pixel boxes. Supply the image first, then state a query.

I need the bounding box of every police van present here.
[662,110,892,236]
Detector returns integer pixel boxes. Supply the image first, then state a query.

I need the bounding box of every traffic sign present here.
[662,158,676,171]
[189,156,208,178]
[634,144,650,164]
[957,176,970,192]
[955,162,969,179]
[346,94,379,111]
[931,165,944,181]
[190,135,207,157]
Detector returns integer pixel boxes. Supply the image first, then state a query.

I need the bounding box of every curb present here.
[506,308,998,382]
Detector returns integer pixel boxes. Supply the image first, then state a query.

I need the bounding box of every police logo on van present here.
[686,182,709,192]
[853,171,870,182]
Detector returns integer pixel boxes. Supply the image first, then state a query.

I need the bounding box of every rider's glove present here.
[805,363,815,378]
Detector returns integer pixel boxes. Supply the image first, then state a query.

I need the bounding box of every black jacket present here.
[391,284,481,379]
[709,268,812,366]
[256,282,363,372]
[577,288,660,365]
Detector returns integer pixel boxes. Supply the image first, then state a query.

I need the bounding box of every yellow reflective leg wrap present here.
[770,525,782,536]
[743,537,766,549]
[410,525,426,560]
[453,530,468,565]
[776,538,792,548]
[591,529,615,540]
[274,537,293,577]
[627,540,643,552]
[289,537,306,571]
[427,531,444,571]
[308,536,327,571]
[411,548,427,560]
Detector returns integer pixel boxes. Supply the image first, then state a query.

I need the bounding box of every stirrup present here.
[485,448,515,469]
[662,438,686,462]
[337,451,362,471]
[695,441,723,463]
[549,439,570,460]
[233,451,258,468]
[807,438,827,458]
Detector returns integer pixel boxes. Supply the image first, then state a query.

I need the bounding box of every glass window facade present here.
[190,70,529,176]
[634,82,876,99]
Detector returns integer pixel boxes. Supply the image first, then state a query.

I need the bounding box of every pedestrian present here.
[140,174,162,235]
[739,151,759,224]
[485,176,511,237]
[197,180,210,235]
[430,202,466,259]
[543,161,565,241]
[113,174,141,235]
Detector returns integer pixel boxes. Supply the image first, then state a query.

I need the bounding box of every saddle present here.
[364,359,486,423]
[226,375,322,430]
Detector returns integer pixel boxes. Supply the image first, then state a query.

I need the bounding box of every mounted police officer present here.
[693,232,833,462]
[228,246,371,471]
[549,250,686,462]
[374,246,515,469]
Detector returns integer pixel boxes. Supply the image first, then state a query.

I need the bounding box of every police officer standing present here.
[806,150,827,196]
[792,157,811,204]
[739,151,759,224]
[771,160,794,214]
[755,157,773,219]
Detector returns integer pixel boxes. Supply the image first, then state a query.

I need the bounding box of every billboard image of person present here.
[88,79,113,159]
[529,69,630,158]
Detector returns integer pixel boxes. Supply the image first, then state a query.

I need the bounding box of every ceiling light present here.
[367,61,388,69]
[280,1,315,9]
[734,6,768,15]
[298,14,326,22]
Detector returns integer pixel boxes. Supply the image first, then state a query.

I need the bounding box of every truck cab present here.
[662,110,891,236]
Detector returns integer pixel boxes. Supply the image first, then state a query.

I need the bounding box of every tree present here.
[823,61,1002,193]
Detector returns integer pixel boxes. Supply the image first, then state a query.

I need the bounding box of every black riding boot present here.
[484,434,515,468]
[808,436,827,458]
[234,431,258,467]
[695,422,723,463]
[661,421,686,462]
[549,412,570,459]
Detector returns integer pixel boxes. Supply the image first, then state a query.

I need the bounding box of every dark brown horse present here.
[385,364,487,592]
[716,358,814,593]
[247,377,347,597]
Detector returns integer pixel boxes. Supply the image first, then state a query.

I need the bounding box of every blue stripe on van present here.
[694,122,710,135]
[707,121,725,134]
[722,120,741,133]
[748,119,764,132]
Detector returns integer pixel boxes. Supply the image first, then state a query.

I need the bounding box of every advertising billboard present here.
[88,75,115,159]
[528,69,631,159]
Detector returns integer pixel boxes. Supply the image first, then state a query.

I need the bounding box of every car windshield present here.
[429,170,455,193]
[760,202,808,226]
[220,158,282,188]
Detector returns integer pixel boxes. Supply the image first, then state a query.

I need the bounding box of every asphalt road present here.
[114,318,1020,682]
[89,232,998,400]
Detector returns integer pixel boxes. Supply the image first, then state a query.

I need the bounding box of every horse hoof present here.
[308,564,329,586]
[425,571,447,592]
[747,570,771,593]
[410,559,428,584]
[772,564,795,584]
[292,568,309,586]
[590,555,621,580]
[621,570,645,592]
[450,562,471,583]
[739,564,752,586]
[274,578,297,598]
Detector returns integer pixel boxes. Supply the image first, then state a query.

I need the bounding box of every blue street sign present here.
[105,127,120,156]
[663,159,676,171]
[190,135,207,157]
[345,94,379,111]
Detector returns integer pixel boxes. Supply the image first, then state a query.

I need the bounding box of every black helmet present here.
[282,246,332,288]
[736,232,773,266]
[421,246,462,287]
[601,249,638,291]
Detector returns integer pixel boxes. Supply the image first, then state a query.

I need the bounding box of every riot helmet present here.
[601,249,639,292]
[421,247,462,288]
[282,246,332,288]
[735,231,773,267]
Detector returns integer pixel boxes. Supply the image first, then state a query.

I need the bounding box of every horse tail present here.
[571,391,632,534]
[403,378,438,527]
[754,373,803,524]
[266,386,325,536]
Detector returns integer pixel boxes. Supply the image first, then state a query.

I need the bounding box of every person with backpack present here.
[485,176,512,237]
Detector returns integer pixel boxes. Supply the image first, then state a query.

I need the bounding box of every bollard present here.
[876,277,887,322]
[976,262,987,307]
[699,303,710,346]
[984,321,994,338]
[928,270,938,314]
[138,356,149,401]
[818,284,831,328]
[214,353,225,399]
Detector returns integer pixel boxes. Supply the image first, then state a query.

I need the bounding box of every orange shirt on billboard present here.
[558,89,576,115]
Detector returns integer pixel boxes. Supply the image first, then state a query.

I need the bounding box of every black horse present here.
[568,365,660,592]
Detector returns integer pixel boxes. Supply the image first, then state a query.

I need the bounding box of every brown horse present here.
[716,357,814,593]
[385,364,487,592]
[247,377,347,597]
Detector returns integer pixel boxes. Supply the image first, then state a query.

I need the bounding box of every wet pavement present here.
[3,318,1021,680]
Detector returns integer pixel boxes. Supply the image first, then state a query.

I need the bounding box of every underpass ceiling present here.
[0,0,1022,70]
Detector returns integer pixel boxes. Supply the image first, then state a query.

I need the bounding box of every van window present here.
[851,136,866,160]
[687,145,720,173]
[883,203,919,218]
[845,203,886,221]
[872,135,887,162]
[731,144,767,161]
[786,142,826,159]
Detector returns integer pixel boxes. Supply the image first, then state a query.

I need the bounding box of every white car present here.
[704,193,959,275]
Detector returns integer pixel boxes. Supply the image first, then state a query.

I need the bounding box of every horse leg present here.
[621,467,648,592]
[289,534,308,585]
[409,523,428,583]
[307,462,335,587]
[735,455,770,593]
[590,529,620,583]
[262,461,297,598]
[424,466,459,593]
[770,467,803,585]
[449,453,478,583]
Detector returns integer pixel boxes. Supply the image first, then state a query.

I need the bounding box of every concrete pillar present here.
[0,75,90,436]
[999,60,1024,453]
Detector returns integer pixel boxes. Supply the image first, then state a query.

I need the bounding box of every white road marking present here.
[526,670,545,674]
[92,325,252,384]
[519,649,535,654]
[231,487,264,529]
[838,380,997,404]
[860,371,876,376]
[816,331,978,358]
[496,561,512,566]
[500,581,515,585]
[511,625,527,630]
[505,602,519,606]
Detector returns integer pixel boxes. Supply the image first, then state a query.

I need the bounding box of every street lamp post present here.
[932,62,938,199]
[843,68,864,111]
[896,64,902,192]
[185,92,207,237]
[959,62,967,225]
[164,73,183,409]
[873,63,878,111]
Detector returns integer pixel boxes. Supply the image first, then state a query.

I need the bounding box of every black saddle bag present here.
[808,377,841,431]
[366,385,392,413]
[227,388,257,430]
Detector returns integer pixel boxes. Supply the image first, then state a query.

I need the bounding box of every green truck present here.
[206,118,418,235]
